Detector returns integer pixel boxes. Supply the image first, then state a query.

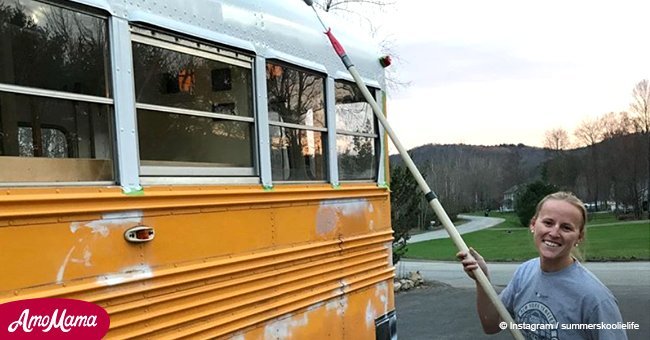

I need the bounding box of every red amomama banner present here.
[0,298,110,339]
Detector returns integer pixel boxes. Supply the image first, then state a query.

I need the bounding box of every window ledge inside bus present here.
[0,156,114,183]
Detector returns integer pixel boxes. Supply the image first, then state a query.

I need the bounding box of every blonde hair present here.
[532,191,588,260]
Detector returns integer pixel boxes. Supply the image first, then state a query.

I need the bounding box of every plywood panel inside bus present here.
[0,156,113,182]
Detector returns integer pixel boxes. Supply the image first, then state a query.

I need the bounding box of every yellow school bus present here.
[0,0,396,338]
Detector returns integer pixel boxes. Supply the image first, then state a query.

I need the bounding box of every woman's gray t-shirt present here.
[499,258,627,339]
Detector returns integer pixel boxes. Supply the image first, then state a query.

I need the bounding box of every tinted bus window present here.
[267,62,326,181]
[0,0,113,184]
[335,81,378,181]
[132,30,255,175]
[0,0,110,97]
[132,43,252,117]
[137,109,253,167]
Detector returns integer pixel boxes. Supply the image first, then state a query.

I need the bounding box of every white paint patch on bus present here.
[376,281,389,315]
[365,282,389,328]
[56,246,76,283]
[326,292,349,316]
[265,291,349,339]
[96,264,153,286]
[385,242,393,267]
[69,210,143,236]
[230,333,245,340]
[264,312,309,339]
[315,200,371,235]
[337,199,370,216]
[65,245,93,268]
[365,300,376,328]
[57,211,144,283]
[316,204,338,235]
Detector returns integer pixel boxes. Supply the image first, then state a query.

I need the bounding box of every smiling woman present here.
[458,192,629,339]
[530,193,587,271]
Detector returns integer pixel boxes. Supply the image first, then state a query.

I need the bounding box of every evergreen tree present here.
[390,165,420,263]
[514,181,558,227]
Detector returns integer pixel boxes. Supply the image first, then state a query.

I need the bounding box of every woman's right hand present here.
[456,247,488,281]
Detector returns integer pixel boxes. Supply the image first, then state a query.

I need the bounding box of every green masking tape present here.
[122,186,144,196]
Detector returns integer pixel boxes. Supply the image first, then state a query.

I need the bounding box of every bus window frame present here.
[334,80,380,182]
[0,0,116,186]
[130,27,259,180]
[266,60,329,183]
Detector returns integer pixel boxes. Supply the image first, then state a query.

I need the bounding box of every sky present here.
[350,0,650,150]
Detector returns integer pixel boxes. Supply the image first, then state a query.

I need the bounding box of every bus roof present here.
[74,0,385,88]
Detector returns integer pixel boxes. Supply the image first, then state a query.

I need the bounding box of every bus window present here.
[335,81,378,180]
[266,62,326,181]
[0,0,114,184]
[131,29,255,176]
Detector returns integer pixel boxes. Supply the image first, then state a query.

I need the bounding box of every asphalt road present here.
[395,261,650,340]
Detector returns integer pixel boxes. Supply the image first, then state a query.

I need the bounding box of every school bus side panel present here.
[0,184,394,339]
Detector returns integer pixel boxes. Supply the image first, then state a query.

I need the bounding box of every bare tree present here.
[314,0,395,14]
[597,111,638,215]
[600,111,635,140]
[574,117,603,147]
[313,0,409,92]
[544,127,571,151]
[630,79,650,218]
[631,79,650,133]
[574,118,604,209]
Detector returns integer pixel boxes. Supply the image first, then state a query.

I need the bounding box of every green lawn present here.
[583,222,650,260]
[404,212,650,261]
[587,211,619,224]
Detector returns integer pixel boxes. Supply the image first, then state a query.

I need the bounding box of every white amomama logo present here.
[8,308,98,333]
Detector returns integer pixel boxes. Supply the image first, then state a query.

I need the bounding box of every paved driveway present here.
[408,214,505,243]
[395,261,650,339]
[397,260,650,288]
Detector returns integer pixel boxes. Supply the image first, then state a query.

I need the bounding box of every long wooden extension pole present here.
[301,2,524,339]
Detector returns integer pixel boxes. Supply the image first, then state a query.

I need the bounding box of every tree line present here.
[543,79,649,217]
[390,80,649,258]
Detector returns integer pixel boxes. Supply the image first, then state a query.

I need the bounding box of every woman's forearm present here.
[475,276,503,334]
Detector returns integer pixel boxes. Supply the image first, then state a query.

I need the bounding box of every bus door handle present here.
[124,226,155,243]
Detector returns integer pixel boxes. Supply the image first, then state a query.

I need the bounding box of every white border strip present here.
[135,103,255,123]
[0,84,113,105]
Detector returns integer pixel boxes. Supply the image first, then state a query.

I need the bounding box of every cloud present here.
[375,0,650,149]
[394,42,574,91]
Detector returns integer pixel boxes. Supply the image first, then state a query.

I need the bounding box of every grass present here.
[586,211,619,224]
[404,211,650,262]
[583,223,650,261]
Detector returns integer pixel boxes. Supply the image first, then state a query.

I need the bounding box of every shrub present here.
[514,181,558,227]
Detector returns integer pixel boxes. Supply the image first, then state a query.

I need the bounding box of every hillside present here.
[388,133,648,217]
[391,143,549,180]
